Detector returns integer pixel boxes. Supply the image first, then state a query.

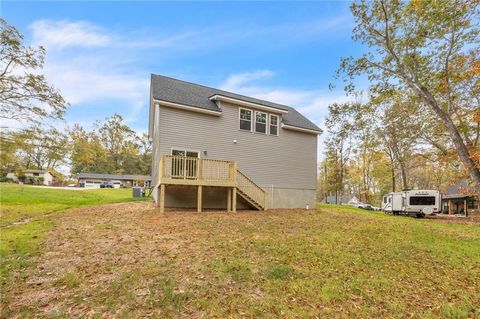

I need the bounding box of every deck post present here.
[227,188,232,212]
[231,162,238,184]
[159,184,165,213]
[197,185,203,213]
[197,158,202,180]
[232,187,237,212]
[158,155,164,185]
[464,199,467,217]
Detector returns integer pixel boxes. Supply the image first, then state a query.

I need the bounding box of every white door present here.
[171,149,199,178]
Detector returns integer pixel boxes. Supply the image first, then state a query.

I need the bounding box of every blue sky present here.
[3,1,364,153]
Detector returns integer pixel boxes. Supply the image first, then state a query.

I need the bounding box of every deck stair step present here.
[236,170,266,210]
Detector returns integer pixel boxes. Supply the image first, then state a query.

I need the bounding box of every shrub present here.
[0,176,12,183]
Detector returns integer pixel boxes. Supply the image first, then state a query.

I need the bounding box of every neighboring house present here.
[442,179,479,216]
[6,172,18,182]
[324,195,359,205]
[149,74,322,212]
[7,169,54,186]
[78,173,151,188]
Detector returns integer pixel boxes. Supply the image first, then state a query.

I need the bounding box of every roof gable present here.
[150,74,322,133]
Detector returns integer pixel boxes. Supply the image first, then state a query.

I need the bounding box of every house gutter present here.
[281,123,322,135]
[153,99,222,116]
[209,95,289,114]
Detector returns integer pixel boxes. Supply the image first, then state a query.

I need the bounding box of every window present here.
[255,111,267,134]
[409,196,436,206]
[239,109,252,131]
[239,108,280,136]
[468,199,477,209]
[269,114,278,135]
[33,173,39,176]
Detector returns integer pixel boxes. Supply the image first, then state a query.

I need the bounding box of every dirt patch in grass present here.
[2,203,480,318]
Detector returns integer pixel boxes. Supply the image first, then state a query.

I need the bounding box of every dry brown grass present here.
[1,202,479,318]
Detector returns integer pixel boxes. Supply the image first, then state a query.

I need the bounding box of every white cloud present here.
[221,70,274,91]
[30,20,111,48]
[45,65,149,111]
[27,20,153,126]
[29,19,215,52]
[25,17,354,131]
[218,70,358,158]
[219,70,352,121]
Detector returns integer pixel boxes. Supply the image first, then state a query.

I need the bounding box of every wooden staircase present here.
[236,170,267,210]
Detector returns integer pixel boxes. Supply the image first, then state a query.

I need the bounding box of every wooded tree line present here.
[0,19,151,179]
[320,0,479,204]
[1,114,152,177]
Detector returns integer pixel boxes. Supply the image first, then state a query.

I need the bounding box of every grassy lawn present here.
[0,183,149,293]
[1,198,479,318]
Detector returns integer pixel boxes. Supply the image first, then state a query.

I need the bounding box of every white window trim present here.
[254,111,268,134]
[269,114,279,136]
[238,108,253,132]
[170,148,201,157]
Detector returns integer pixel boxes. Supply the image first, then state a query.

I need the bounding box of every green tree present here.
[0,129,19,174]
[338,0,480,192]
[13,125,69,170]
[0,18,67,125]
[96,114,139,174]
[70,115,151,176]
[70,124,110,174]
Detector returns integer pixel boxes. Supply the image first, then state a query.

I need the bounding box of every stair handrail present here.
[236,170,267,209]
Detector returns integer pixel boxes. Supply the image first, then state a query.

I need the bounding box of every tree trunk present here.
[398,159,408,190]
[391,164,396,192]
[385,146,396,192]
[412,85,480,193]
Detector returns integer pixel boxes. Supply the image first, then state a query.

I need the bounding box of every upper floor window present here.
[239,107,280,136]
[239,108,252,131]
[269,115,278,136]
[255,111,267,134]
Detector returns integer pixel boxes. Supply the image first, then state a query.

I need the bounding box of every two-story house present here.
[149,74,322,212]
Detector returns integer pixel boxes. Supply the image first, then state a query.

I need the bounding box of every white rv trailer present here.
[382,189,441,217]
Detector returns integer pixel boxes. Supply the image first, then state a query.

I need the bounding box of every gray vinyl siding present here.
[152,101,317,191]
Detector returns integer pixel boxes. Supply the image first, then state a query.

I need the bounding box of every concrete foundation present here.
[265,187,316,209]
[153,185,315,210]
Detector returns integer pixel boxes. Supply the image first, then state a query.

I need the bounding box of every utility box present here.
[132,187,144,197]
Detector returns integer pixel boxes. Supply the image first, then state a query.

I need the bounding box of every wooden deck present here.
[156,155,267,212]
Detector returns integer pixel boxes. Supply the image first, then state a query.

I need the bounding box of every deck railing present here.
[159,155,236,184]
[157,155,267,210]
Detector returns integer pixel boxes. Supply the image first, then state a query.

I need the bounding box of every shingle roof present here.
[446,178,477,196]
[151,74,321,132]
[78,173,151,181]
